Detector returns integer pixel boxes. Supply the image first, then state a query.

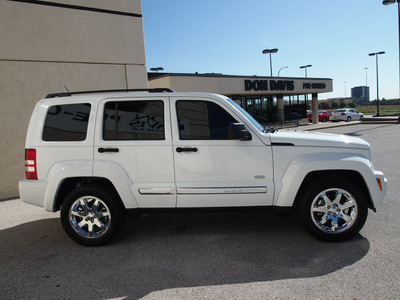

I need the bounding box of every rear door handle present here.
[98,147,119,153]
[176,147,198,153]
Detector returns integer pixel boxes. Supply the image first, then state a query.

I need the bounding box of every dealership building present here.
[149,73,332,124]
[0,0,332,199]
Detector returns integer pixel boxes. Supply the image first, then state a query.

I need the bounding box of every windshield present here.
[226,97,264,132]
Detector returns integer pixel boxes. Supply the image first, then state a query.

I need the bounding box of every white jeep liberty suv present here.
[19,89,387,246]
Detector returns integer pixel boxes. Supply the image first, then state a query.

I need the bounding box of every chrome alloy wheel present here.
[310,188,358,234]
[69,196,111,238]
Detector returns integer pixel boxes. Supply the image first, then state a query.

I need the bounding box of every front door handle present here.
[176,147,198,153]
[98,148,119,153]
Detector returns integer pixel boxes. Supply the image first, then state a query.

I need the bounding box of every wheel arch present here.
[53,177,126,212]
[293,170,374,211]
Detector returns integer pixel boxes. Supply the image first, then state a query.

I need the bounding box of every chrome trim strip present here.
[177,186,267,194]
[138,188,175,195]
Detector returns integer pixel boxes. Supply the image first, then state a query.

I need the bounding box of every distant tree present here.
[320,102,329,109]
[339,102,345,108]
[348,102,357,108]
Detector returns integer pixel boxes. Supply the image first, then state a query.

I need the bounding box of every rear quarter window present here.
[42,103,91,141]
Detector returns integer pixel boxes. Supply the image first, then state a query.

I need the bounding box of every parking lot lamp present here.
[369,51,385,116]
[300,65,312,78]
[383,0,400,97]
[150,67,164,73]
[262,48,278,76]
[278,66,288,77]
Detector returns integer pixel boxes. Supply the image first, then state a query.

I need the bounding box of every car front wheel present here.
[300,177,368,242]
[61,185,125,246]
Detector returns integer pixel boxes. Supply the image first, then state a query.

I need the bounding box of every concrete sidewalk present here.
[295,120,362,131]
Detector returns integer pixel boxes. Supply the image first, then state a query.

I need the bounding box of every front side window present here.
[103,100,164,140]
[176,100,237,140]
[42,103,91,141]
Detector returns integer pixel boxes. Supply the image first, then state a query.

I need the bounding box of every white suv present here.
[19,89,387,246]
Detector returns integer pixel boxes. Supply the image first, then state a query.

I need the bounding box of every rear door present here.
[170,96,274,208]
[93,96,176,208]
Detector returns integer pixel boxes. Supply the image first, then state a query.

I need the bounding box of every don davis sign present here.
[244,79,295,92]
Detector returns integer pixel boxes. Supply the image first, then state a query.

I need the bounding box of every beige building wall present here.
[0,0,148,199]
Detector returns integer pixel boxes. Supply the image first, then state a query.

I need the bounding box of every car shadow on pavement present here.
[0,211,370,300]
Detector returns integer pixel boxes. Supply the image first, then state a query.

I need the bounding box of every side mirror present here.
[228,123,252,141]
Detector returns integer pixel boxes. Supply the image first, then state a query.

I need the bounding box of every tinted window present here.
[42,103,91,141]
[176,100,237,140]
[103,100,164,140]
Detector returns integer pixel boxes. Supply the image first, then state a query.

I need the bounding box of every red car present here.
[308,110,331,122]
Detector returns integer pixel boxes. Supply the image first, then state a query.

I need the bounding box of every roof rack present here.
[45,88,174,98]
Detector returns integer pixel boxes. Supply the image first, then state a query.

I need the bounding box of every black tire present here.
[346,116,351,122]
[61,185,126,246]
[323,117,327,122]
[300,177,368,242]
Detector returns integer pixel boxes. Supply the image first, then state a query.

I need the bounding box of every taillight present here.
[25,149,38,180]
[341,113,346,115]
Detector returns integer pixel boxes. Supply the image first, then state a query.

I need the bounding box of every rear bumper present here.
[19,179,48,210]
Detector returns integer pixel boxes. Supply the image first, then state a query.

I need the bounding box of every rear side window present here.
[103,100,164,140]
[42,103,91,141]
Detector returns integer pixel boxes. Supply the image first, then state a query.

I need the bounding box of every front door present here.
[171,96,274,208]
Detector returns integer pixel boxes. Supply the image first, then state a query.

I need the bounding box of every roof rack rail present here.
[45,88,174,98]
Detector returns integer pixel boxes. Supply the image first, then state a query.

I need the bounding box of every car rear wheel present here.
[61,185,126,246]
[346,116,351,122]
[300,177,368,242]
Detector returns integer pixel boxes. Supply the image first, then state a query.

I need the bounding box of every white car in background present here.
[331,108,364,122]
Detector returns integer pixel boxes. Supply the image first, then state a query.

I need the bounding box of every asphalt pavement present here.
[1,122,399,299]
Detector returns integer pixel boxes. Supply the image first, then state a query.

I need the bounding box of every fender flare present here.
[273,152,378,207]
[92,160,139,209]
[44,160,92,212]
[44,160,138,211]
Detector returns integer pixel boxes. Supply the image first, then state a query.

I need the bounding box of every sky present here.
[142,0,399,100]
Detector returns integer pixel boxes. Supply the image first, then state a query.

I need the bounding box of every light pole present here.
[300,65,313,119]
[150,67,164,73]
[383,0,400,97]
[344,82,347,98]
[369,51,385,116]
[278,66,288,77]
[364,67,368,86]
[300,64,312,78]
[262,48,278,76]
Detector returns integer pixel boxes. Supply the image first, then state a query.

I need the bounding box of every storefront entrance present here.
[240,95,308,125]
